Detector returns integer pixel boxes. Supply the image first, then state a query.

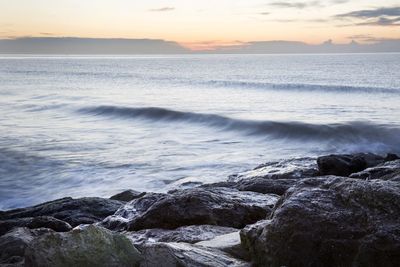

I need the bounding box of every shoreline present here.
[1,152,400,266]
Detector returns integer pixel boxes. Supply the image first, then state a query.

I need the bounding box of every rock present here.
[228,157,319,182]
[350,160,400,181]
[126,225,237,246]
[102,188,279,231]
[140,242,250,267]
[110,190,146,202]
[203,178,298,195]
[385,153,400,161]
[0,216,72,236]
[317,153,384,177]
[241,176,400,267]
[197,231,249,261]
[0,227,51,266]
[25,225,142,267]
[0,197,123,227]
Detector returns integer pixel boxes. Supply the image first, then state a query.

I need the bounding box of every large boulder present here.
[140,242,250,267]
[25,225,142,267]
[0,197,123,227]
[317,153,384,177]
[0,216,72,236]
[127,225,237,246]
[241,177,400,267]
[102,188,279,231]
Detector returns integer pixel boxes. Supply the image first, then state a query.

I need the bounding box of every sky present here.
[0,0,399,51]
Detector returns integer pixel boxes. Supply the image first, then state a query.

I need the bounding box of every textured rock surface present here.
[126,225,237,246]
[0,197,123,227]
[197,231,249,261]
[102,187,279,231]
[25,225,142,267]
[350,160,400,181]
[140,242,250,267]
[0,227,51,266]
[241,177,400,267]
[317,153,384,176]
[228,157,319,182]
[110,190,146,202]
[0,216,72,236]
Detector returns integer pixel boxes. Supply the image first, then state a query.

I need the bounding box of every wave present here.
[80,106,400,149]
[201,80,400,94]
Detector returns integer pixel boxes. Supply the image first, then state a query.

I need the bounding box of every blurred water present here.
[1,53,399,209]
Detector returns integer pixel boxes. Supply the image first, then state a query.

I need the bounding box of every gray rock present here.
[350,160,400,181]
[197,231,249,261]
[0,197,123,227]
[102,188,279,231]
[0,216,72,236]
[110,190,146,202]
[241,176,400,267]
[228,157,319,182]
[0,227,51,266]
[317,153,384,177]
[126,225,237,246]
[140,242,250,267]
[203,178,298,195]
[25,225,142,267]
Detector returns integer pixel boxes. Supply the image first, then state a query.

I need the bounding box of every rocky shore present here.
[1,152,399,267]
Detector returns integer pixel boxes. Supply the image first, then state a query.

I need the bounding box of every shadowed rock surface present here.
[140,242,250,267]
[241,176,400,267]
[203,178,298,195]
[0,216,72,236]
[102,187,279,231]
[110,190,146,202]
[317,153,385,176]
[350,160,400,181]
[25,225,142,267]
[0,197,123,227]
[0,227,52,266]
[126,225,237,246]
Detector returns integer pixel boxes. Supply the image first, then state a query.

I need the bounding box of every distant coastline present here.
[1,37,400,54]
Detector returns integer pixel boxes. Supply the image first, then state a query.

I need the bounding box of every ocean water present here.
[1,53,400,209]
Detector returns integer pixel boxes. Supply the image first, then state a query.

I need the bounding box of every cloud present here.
[259,12,270,15]
[149,7,175,12]
[267,0,345,9]
[268,1,320,9]
[336,6,400,26]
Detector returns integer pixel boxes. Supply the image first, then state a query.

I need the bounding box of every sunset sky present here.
[0,0,399,50]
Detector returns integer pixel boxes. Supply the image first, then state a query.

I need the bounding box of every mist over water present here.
[1,54,400,209]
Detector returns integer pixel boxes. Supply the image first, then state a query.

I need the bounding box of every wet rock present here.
[102,188,279,231]
[110,190,146,202]
[350,160,400,181]
[126,225,237,246]
[140,242,250,267]
[385,153,400,161]
[197,231,249,261]
[0,197,123,227]
[241,177,400,267]
[203,178,298,195]
[228,157,319,182]
[25,225,142,267]
[317,153,384,177]
[0,227,52,266]
[0,216,72,236]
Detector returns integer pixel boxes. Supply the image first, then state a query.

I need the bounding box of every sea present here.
[1,53,399,209]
